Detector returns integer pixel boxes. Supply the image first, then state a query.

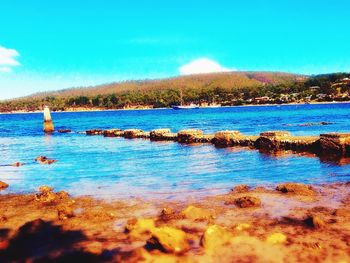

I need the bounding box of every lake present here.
[1,103,350,200]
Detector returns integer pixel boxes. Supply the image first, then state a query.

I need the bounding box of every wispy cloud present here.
[179,58,233,75]
[0,45,20,73]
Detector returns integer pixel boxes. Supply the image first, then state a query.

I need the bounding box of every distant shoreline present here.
[1,100,350,115]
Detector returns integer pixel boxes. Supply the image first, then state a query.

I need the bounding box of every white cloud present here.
[0,45,20,73]
[179,58,232,75]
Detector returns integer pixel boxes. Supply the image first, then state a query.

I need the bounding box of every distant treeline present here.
[1,72,349,112]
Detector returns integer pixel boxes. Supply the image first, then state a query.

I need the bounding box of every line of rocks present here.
[84,128,350,157]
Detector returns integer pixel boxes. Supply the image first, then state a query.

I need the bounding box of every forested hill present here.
[1,72,350,112]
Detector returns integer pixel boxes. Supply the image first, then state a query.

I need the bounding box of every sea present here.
[0,103,350,200]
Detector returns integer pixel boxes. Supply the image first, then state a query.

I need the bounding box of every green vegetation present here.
[1,72,350,112]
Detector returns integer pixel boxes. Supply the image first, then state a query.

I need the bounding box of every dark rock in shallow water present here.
[232,196,261,208]
[0,181,9,190]
[319,133,350,156]
[35,156,56,165]
[86,129,103,136]
[58,129,72,133]
[103,129,123,137]
[123,129,144,139]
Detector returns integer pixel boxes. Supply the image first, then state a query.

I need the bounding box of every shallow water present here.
[0,103,350,200]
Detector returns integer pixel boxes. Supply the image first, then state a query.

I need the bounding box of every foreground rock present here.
[181,205,213,220]
[201,225,233,255]
[147,226,189,254]
[276,183,316,196]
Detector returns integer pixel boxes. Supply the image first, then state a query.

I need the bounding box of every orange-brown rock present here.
[276,183,316,196]
[177,129,204,143]
[231,184,250,193]
[201,225,233,255]
[212,130,242,147]
[254,131,291,151]
[305,214,326,229]
[159,207,183,221]
[103,129,123,137]
[125,218,156,239]
[319,133,350,156]
[231,196,262,208]
[35,156,56,165]
[86,129,103,135]
[57,204,75,220]
[123,129,144,139]
[181,205,213,220]
[0,181,9,190]
[147,226,189,254]
[150,129,172,140]
[38,185,54,193]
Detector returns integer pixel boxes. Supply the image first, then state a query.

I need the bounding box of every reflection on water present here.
[0,104,350,200]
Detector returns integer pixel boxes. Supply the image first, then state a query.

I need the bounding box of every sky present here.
[1,0,350,99]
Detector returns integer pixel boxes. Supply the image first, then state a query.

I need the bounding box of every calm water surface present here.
[0,103,350,200]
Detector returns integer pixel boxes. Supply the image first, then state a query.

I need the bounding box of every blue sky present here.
[1,0,350,99]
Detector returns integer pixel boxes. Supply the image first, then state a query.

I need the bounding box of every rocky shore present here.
[0,182,350,262]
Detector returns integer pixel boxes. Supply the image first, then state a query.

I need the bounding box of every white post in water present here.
[43,106,54,133]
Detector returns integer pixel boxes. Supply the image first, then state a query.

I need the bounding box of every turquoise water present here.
[0,103,350,200]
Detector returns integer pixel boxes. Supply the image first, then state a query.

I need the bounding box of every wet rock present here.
[159,207,182,221]
[228,196,261,208]
[86,129,103,135]
[254,131,291,151]
[319,133,350,156]
[125,218,156,239]
[11,162,23,167]
[147,226,188,254]
[333,208,350,217]
[276,183,316,196]
[201,225,232,255]
[35,187,70,204]
[57,204,75,220]
[266,233,287,244]
[123,129,144,139]
[305,215,325,229]
[39,185,54,193]
[35,156,56,165]
[58,129,72,133]
[181,205,213,220]
[0,181,9,190]
[177,129,203,143]
[103,129,123,137]
[231,184,250,193]
[212,130,242,147]
[150,129,172,140]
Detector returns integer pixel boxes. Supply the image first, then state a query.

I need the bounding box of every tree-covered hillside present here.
[1,72,349,112]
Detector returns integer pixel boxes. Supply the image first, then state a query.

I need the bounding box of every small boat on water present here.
[172,104,200,110]
[172,90,199,110]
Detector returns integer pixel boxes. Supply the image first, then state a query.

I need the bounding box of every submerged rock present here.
[58,129,72,133]
[0,181,9,190]
[276,183,316,196]
[159,207,182,221]
[147,226,188,254]
[181,205,213,220]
